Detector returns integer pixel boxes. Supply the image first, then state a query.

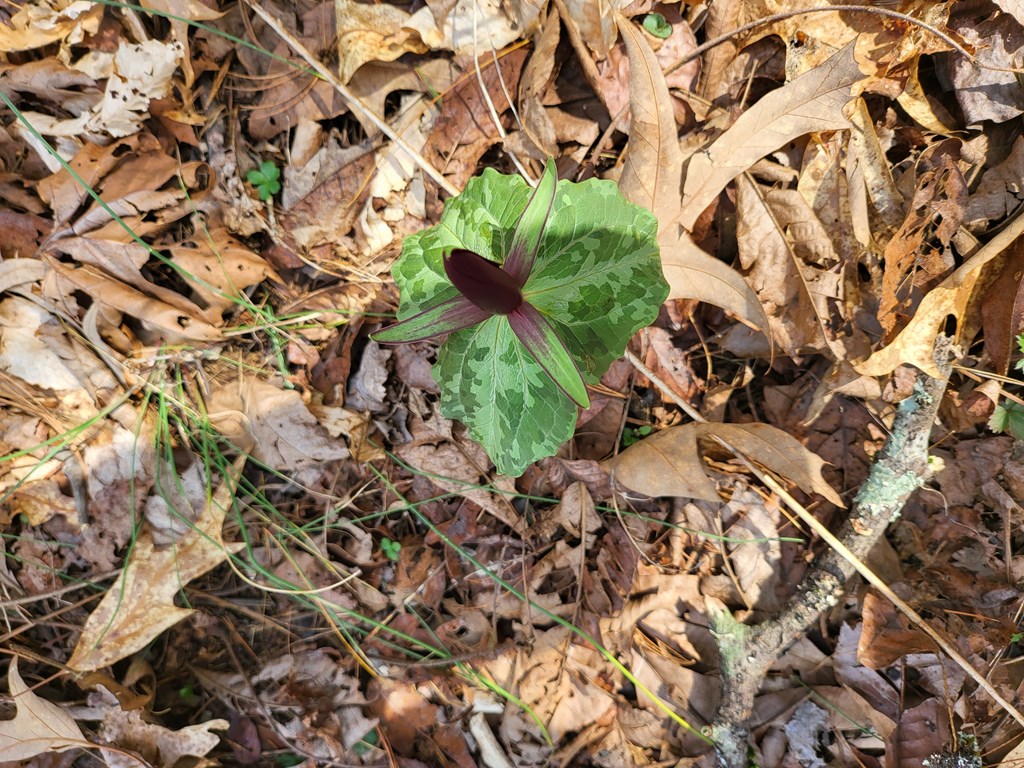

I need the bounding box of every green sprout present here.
[380,537,401,562]
[643,12,672,39]
[246,160,281,201]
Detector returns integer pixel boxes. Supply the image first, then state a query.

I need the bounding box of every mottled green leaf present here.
[436,316,576,477]
[391,171,533,317]
[524,175,667,380]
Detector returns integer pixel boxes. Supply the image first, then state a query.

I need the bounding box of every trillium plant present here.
[374,159,668,476]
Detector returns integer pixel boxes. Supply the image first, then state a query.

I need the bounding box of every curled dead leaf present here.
[610,422,842,506]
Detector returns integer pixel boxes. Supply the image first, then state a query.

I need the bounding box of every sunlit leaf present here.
[509,303,590,408]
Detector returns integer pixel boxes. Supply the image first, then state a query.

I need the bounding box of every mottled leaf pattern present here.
[392,171,533,317]
[436,316,576,476]
[524,177,666,379]
[388,166,667,475]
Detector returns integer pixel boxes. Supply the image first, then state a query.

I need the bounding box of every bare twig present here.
[703,338,1024,767]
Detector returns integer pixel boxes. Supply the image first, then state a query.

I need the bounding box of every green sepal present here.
[508,303,590,408]
[373,294,490,343]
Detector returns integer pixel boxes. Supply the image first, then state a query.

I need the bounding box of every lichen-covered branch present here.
[709,339,952,768]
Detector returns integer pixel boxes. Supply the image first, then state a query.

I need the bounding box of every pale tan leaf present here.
[335,0,427,85]
[679,41,862,230]
[99,707,227,768]
[847,97,904,241]
[68,459,246,671]
[0,2,103,53]
[169,228,280,320]
[0,659,86,761]
[616,15,767,334]
[0,297,83,390]
[207,379,349,471]
[896,56,957,135]
[0,258,47,293]
[734,175,836,354]
[616,12,682,236]
[856,214,1024,379]
[661,232,769,332]
[611,422,841,506]
[564,0,618,58]
[46,258,221,343]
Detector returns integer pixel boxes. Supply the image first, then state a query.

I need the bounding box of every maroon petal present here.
[444,248,523,315]
[372,294,491,343]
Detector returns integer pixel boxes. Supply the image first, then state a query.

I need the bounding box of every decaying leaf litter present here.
[3,0,1024,765]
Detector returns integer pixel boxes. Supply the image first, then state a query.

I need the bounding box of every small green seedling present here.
[373,160,667,475]
[623,424,653,447]
[247,160,280,201]
[990,332,1024,440]
[380,537,401,561]
[643,12,672,39]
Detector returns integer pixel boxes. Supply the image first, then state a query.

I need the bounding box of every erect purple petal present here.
[444,248,523,315]
[372,294,491,344]
[508,302,590,409]
[503,159,557,287]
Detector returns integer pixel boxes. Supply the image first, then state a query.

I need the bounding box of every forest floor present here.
[3,1,1024,767]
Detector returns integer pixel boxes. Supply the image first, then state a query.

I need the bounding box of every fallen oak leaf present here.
[678,40,862,231]
[68,458,246,671]
[616,14,769,334]
[856,210,1024,379]
[0,658,87,761]
[609,421,842,507]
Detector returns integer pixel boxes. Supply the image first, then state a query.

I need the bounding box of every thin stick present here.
[708,433,1024,732]
[669,5,983,76]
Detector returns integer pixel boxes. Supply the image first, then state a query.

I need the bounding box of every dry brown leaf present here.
[167,227,280,321]
[679,41,862,230]
[857,591,936,669]
[46,258,222,343]
[206,379,349,472]
[897,55,957,134]
[562,0,617,58]
[856,211,1024,378]
[0,659,87,761]
[726,489,782,611]
[884,698,947,767]
[335,0,427,85]
[617,14,768,334]
[68,459,246,671]
[610,421,842,506]
[18,39,183,145]
[661,234,770,333]
[617,13,682,238]
[966,134,1024,232]
[943,12,1024,124]
[99,707,227,768]
[847,97,905,242]
[733,175,837,355]
[139,0,223,87]
[0,2,103,53]
[0,296,83,390]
